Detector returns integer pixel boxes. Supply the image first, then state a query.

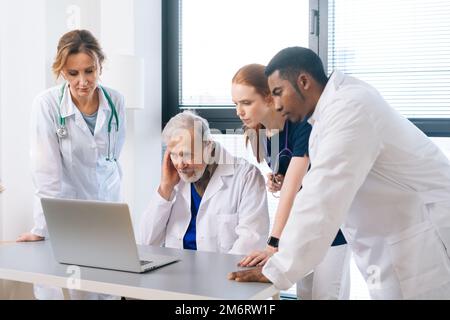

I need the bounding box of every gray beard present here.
[179,166,207,183]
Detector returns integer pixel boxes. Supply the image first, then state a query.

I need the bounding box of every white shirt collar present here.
[308,70,346,125]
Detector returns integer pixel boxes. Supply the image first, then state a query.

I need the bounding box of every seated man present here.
[139,111,270,255]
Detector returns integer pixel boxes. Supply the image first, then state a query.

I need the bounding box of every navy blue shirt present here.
[266,120,347,247]
[266,120,311,175]
[183,184,202,250]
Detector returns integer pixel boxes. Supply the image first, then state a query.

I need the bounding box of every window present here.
[163,0,313,130]
[165,0,450,133]
[328,0,450,136]
[180,0,309,106]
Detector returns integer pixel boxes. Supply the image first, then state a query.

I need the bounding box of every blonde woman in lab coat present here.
[229,47,450,300]
[17,29,126,299]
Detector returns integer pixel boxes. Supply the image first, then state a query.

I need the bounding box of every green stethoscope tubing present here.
[57,83,120,160]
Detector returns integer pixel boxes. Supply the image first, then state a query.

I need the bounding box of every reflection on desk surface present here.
[0,241,15,246]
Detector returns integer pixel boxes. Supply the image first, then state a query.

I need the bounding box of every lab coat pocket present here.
[387,221,450,299]
[217,213,238,252]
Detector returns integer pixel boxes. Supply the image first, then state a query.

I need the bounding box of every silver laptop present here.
[41,198,179,273]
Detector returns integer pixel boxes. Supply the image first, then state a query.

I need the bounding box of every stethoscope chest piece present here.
[56,126,68,139]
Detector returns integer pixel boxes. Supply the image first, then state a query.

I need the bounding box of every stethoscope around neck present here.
[266,122,293,198]
[56,83,120,162]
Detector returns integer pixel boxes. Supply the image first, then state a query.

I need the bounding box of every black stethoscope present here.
[266,121,293,175]
[56,83,120,161]
[266,122,293,198]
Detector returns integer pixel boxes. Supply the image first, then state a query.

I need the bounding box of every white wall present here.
[0,0,3,241]
[132,0,162,225]
[0,0,47,242]
[44,0,101,87]
[98,0,162,224]
[0,0,47,300]
[0,0,162,299]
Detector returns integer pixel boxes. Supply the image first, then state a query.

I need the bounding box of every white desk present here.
[0,241,278,300]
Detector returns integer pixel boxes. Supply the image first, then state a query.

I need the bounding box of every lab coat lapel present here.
[94,87,111,137]
[314,70,345,118]
[59,84,76,119]
[308,70,346,158]
[73,109,93,137]
[61,85,92,138]
[201,146,235,204]
[171,181,193,237]
[179,181,192,210]
[201,165,226,204]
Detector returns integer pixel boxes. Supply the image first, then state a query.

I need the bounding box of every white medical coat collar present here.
[308,70,346,126]
[59,83,111,119]
[178,143,235,205]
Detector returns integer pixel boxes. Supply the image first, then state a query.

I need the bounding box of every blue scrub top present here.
[266,120,312,175]
[183,184,202,250]
[266,119,347,247]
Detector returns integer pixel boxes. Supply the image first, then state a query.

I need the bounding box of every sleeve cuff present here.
[262,255,294,290]
[156,188,176,203]
[30,226,47,238]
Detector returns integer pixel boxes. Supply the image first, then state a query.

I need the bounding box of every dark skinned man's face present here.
[268,70,316,123]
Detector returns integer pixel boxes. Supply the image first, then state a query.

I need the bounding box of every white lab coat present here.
[30,83,126,237]
[139,144,270,255]
[30,83,126,299]
[263,71,450,300]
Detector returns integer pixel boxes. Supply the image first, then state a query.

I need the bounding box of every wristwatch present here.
[267,236,279,248]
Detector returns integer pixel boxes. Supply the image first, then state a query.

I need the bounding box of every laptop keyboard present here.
[140,260,152,265]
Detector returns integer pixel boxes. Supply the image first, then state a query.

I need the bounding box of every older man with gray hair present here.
[139,111,269,255]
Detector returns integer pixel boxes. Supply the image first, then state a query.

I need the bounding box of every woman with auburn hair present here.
[231,64,350,300]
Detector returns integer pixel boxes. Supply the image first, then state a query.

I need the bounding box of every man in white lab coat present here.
[139,111,269,255]
[228,47,450,299]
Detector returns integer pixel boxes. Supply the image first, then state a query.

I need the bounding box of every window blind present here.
[328,0,450,118]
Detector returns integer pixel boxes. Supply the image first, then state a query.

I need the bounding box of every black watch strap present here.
[267,236,279,248]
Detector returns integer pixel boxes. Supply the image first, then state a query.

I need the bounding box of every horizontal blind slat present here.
[328,0,450,118]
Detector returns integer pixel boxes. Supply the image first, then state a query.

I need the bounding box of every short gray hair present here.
[162,110,213,145]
